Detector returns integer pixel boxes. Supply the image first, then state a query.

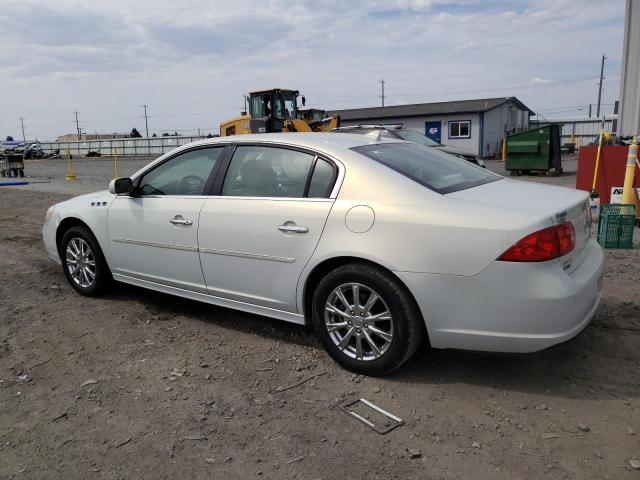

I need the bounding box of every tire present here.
[60,226,112,296]
[311,263,425,376]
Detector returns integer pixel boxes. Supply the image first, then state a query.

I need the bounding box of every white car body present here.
[43,133,603,354]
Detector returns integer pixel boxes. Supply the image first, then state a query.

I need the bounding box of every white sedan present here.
[42,133,603,375]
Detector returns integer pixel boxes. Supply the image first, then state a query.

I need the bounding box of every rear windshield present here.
[393,129,440,147]
[353,142,500,194]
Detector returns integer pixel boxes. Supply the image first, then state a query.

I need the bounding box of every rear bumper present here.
[396,239,604,353]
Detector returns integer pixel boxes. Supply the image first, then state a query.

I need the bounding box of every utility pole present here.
[378,78,386,107]
[142,105,149,138]
[596,54,606,118]
[19,117,25,141]
[74,111,81,140]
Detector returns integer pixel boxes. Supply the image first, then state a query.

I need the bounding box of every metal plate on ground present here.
[341,398,404,434]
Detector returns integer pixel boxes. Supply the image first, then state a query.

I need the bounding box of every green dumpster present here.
[505,124,562,175]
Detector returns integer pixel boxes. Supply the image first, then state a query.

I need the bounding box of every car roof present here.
[186,132,404,153]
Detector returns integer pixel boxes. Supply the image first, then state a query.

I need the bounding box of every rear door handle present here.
[170,215,193,226]
[278,223,309,234]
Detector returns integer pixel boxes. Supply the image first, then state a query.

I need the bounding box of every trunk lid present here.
[447,179,591,270]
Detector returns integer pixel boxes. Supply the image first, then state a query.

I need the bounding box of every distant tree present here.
[206,133,213,138]
[161,132,170,137]
[6,135,14,141]
[173,131,179,137]
[130,128,142,138]
[152,133,157,138]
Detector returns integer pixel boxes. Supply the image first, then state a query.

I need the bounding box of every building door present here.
[425,121,441,143]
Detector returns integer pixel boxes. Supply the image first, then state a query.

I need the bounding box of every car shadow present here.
[107,284,639,402]
[108,282,319,348]
[394,307,640,402]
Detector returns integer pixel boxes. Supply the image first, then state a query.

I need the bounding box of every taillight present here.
[498,222,576,262]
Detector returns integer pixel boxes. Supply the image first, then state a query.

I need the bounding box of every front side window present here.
[353,142,498,194]
[137,147,223,196]
[449,120,471,139]
[251,94,269,117]
[274,93,297,119]
[222,146,315,198]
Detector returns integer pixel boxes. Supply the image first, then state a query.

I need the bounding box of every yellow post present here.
[501,138,507,161]
[113,146,119,179]
[621,136,638,205]
[570,132,575,145]
[65,148,76,181]
[591,129,604,192]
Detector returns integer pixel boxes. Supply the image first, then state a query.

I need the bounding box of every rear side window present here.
[222,146,314,198]
[307,159,336,198]
[353,142,499,194]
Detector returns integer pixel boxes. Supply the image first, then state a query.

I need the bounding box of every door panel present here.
[108,196,207,291]
[425,121,442,143]
[106,146,225,292]
[198,198,333,311]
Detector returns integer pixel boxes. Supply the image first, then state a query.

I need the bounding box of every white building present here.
[618,0,640,137]
[331,97,533,157]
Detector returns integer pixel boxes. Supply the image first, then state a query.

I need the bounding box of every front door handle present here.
[170,215,193,226]
[278,223,309,234]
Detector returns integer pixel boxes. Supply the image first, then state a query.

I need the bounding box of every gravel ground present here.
[1,153,640,479]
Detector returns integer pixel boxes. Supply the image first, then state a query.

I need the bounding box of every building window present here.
[449,120,471,139]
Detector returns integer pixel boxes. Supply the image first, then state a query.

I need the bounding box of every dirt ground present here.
[1,155,640,479]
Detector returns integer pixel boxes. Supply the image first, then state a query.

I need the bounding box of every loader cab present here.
[248,89,300,133]
[297,108,326,122]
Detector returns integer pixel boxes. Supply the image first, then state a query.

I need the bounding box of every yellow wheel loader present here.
[220,89,340,136]
[297,108,340,132]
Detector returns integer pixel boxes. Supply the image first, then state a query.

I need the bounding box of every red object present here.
[576,145,640,204]
[498,222,576,262]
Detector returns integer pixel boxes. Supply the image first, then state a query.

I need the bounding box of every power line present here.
[323,74,611,110]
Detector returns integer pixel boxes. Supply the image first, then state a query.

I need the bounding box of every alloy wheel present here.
[65,237,96,288]
[324,282,394,361]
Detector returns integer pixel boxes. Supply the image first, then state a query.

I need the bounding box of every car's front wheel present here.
[312,263,424,376]
[60,226,111,296]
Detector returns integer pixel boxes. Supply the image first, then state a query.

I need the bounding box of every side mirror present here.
[301,95,306,107]
[108,177,134,194]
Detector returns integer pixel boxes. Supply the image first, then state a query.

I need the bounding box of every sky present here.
[0,0,627,141]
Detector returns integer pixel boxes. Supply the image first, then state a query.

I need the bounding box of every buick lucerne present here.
[42,133,603,375]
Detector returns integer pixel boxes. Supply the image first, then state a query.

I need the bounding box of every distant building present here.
[56,133,129,142]
[331,96,534,157]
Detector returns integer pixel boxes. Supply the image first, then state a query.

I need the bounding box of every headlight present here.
[44,205,55,222]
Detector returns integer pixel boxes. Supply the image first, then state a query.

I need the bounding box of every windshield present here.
[275,92,297,119]
[393,129,440,147]
[353,142,499,194]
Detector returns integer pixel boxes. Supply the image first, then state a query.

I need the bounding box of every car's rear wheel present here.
[60,226,111,296]
[312,263,424,376]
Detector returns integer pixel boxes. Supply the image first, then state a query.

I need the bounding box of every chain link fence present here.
[38,136,207,156]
